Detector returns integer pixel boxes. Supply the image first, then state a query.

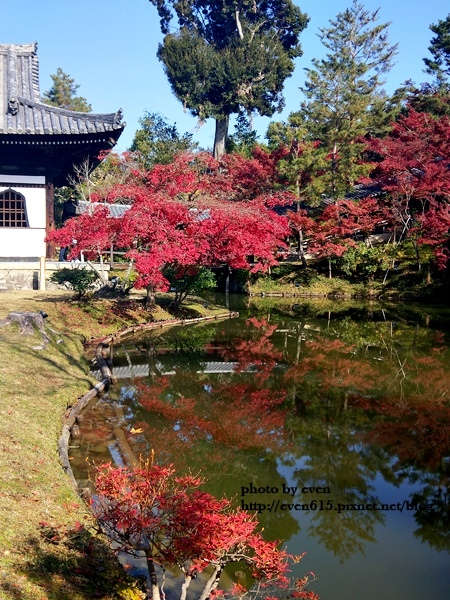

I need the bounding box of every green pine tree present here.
[401,81,450,119]
[295,0,400,200]
[267,113,329,205]
[226,112,259,157]
[424,13,450,84]
[130,112,197,168]
[42,67,92,112]
[149,0,308,159]
[402,14,450,118]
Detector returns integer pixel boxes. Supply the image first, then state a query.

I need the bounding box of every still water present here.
[71,296,450,600]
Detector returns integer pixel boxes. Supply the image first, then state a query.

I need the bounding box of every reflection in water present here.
[71,299,450,599]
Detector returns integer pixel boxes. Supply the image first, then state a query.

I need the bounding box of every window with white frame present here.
[0,188,29,227]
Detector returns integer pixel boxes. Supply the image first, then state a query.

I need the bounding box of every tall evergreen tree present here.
[42,67,92,112]
[267,113,329,205]
[402,81,450,119]
[403,14,450,118]
[294,0,399,200]
[130,111,197,168]
[149,0,308,159]
[424,13,450,84]
[226,112,259,157]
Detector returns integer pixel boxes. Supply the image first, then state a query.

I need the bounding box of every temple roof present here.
[78,200,131,218]
[0,43,125,137]
[0,43,125,185]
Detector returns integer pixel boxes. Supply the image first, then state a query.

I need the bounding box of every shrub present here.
[50,268,99,298]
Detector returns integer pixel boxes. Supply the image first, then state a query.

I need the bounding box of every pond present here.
[70,296,450,600]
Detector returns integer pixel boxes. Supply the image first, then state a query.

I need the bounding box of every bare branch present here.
[235,9,244,40]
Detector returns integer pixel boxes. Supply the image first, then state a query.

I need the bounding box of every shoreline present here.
[59,310,239,490]
[0,290,233,600]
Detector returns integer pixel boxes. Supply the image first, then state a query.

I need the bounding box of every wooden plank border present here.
[59,310,239,488]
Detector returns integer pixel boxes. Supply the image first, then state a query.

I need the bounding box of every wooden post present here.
[45,179,55,259]
[39,256,46,290]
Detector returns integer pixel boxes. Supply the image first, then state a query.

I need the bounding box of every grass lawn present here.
[248,264,449,302]
[0,290,228,600]
[249,270,383,298]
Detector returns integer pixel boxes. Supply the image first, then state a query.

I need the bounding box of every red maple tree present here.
[307,198,383,278]
[47,152,291,305]
[93,462,317,600]
[368,109,450,267]
[414,203,450,269]
[369,109,450,208]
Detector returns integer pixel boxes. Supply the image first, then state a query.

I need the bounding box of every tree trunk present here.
[180,575,192,600]
[331,142,338,199]
[213,117,229,160]
[225,266,232,294]
[298,229,307,268]
[198,566,222,600]
[145,284,156,309]
[413,241,421,271]
[145,551,161,600]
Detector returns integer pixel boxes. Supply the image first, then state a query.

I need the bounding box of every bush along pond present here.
[70,296,450,600]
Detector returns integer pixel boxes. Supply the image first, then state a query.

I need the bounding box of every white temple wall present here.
[0,175,46,258]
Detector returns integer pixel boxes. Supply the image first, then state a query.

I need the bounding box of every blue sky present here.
[3,0,450,152]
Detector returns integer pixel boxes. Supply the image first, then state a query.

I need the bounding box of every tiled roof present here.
[0,43,125,137]
[345,183,383,200]
[78,201,131,218]
[78,202,214,221]
[273,184,384,217]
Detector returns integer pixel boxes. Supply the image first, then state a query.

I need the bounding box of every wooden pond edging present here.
[86,311,240,347]
[58,311,239,488]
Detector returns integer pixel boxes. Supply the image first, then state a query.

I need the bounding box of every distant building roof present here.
[273,183,384,217]
[0,43,125,185]
[78,201,131,218]
[77,201,211,221]
[345,183,383,201]
[91,361,258,380]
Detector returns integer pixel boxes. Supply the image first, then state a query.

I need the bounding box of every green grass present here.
[0,289,228,600]
[250,269,383,298]
[249,263,449,302]
[0,291,146,600]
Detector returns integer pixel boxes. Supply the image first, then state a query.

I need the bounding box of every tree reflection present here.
[410,485,450,552]
[76,307,450,562]
[282,321,450,556]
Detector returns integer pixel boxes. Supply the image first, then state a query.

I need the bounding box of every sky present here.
[3,0,450,153]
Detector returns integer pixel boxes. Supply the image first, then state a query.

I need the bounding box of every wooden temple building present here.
[0,43,125,288]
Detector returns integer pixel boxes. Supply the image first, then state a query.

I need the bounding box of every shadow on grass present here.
[4,523,142,600]
[0,582,24,600]
[4,329,94,393]
[156,296,204,320]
